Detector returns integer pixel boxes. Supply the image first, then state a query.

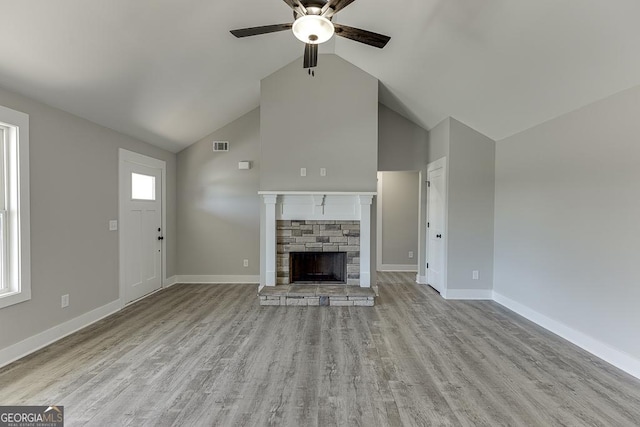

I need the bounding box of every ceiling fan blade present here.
[303,43,318,69]
[230,23,293,38]
[333,24,390,48]
[322,0,357,17]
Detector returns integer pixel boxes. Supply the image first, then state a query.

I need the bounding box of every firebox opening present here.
[290,252,347,284]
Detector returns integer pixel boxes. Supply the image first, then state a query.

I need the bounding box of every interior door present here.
[427,164,445,293]
[121,159,163,304]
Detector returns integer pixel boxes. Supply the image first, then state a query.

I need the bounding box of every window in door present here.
[131,172,156,201]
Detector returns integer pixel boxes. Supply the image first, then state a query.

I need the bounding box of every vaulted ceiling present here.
[1,0,639,152]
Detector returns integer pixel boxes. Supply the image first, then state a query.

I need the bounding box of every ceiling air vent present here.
[213,141,229,152]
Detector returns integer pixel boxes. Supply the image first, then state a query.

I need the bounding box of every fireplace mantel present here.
[259,191,377,195]
[260,191,376,288]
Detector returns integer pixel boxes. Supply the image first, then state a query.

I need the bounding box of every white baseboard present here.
[493,291,640,380]
[175,275,260,284]
[164,275,178,288]
[416,275,427,285]
[0,299,121,369]
[378,264,418,272]
[443,288,493,300]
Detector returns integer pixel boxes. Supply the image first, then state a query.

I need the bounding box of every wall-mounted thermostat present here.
[238,161,252,170]
[213,141,229,152]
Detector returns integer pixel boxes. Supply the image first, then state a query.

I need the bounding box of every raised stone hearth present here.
[259,285,376,306]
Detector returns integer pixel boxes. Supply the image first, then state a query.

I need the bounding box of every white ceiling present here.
[1,0,639,152]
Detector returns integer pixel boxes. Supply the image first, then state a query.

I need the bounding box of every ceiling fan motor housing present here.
[293,1,331,19]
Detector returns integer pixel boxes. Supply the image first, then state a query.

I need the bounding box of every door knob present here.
[157,236,164,240]
[436,234,442,239]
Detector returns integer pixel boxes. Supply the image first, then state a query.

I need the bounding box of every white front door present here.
[119,150,164,305]
[427,159,446,293]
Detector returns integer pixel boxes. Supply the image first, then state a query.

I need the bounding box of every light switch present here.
[109,220,118,231]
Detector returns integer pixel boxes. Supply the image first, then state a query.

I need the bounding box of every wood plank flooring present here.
[1,272,639,426]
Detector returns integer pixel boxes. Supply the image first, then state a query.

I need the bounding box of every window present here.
[131,172,156,201]
[0,105,31,309]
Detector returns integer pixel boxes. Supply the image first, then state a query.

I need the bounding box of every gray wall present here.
[378,104,428,171]
[379,171,419,267]
[424,117,495,293]
[447,119,495,291]
[494,85,640,360]
[260,54,378,192]
[428,117,450,164]
[177,108,260,276]
[0,86,176,350]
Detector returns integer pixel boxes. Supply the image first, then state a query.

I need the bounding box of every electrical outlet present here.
[300,168,307,177]
[109,220,118,231]
[320,167,326,177]
[243,259,249,268]
[472,270,479,280]
[61,294,69,308]
[408,251,414,259]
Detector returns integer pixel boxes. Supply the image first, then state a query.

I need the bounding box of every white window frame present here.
[0,105,31,309]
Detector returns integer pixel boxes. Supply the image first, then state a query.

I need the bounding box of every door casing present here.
[426,157,448,296]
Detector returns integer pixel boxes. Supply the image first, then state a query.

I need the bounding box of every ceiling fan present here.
[230,0,390,73]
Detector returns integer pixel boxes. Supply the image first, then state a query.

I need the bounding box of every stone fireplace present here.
[260,192,375,288]
[277,220,360,285]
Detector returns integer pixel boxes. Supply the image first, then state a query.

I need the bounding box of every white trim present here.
[358,194,374,287]
[175,275,260,284]
[493,291,640,380]
[0,299,121,369]
[426,157,448,296]
[272,194,374,221]
[259,191,377,196]
[417,169,428,282]
[443,288,493,300]
[0,105,31,309]
[376,173,383,271]
[263,194,277,286]
[118,149,167,309]
[416,274,427,285]
[379,264,418,272]
[164,275,178,288]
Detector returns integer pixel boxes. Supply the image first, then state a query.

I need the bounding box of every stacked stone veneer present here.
[277,220,360,285]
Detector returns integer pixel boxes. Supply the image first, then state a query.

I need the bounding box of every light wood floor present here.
[1,272,639,426]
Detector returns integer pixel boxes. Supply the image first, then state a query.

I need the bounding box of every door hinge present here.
[426,263,429,268]
[427,222,430,228]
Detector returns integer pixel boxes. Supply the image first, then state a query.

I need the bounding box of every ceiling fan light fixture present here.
[292,15,334,44]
